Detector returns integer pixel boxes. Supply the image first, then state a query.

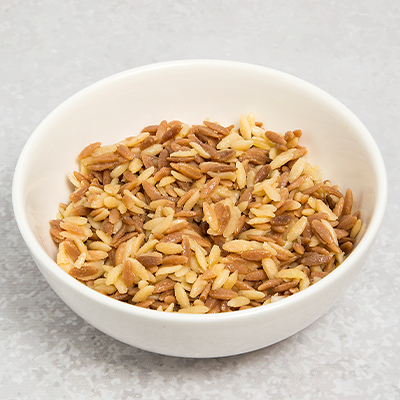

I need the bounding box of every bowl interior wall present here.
[19,62,378,261]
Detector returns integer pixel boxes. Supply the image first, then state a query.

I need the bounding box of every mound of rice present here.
[50,113,364,313]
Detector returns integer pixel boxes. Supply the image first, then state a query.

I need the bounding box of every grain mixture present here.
[50,114,364,313]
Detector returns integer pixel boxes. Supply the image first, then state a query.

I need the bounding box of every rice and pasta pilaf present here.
[50,114,364,313]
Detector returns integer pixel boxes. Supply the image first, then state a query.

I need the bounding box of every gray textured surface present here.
[1,1,399,399]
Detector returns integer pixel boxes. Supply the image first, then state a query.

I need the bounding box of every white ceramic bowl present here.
[13,60,387,358]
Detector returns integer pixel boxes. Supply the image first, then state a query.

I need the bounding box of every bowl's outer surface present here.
[13,60,387,357]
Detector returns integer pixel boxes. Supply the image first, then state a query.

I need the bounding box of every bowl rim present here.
[12,59,388,323]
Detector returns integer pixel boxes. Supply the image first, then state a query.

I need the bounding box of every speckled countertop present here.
[1,1,399,399]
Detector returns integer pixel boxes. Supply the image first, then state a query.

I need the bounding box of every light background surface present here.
[1,1,399,399]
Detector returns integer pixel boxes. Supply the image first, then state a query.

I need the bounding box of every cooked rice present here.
[50,113,365,313]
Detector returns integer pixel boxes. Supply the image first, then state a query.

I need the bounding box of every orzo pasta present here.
[50,114,365,313]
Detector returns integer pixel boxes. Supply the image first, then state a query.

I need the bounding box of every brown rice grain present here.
[209,288,238,300]
[342,189,353,215]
